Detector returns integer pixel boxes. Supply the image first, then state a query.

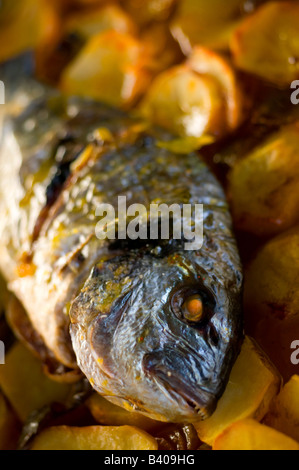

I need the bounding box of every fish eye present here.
[182,295,204,323]
[171,287,215,326]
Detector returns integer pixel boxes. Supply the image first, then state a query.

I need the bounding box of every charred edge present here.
[31,135,84,244]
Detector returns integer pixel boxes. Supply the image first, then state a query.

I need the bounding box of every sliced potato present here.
[171,0,243,53]
[0,0,61,63]
[0,342,72,422]
[60,30,152,107]
[141,65,226,139]
[265,376,299,443]
[65,4,136,40]
[231,2,299,86]
[214,419,299,451]
[88,394,161,433]
[230,123,299,237]
[30,425,158,450]
[0,392,20,450]
[244,227,299,380]
[194,337,281,446]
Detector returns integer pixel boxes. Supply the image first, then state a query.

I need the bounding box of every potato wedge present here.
[231,2,299,86]
[60,30,152,107]
[214,419,299,451]
[264,376,299,443]
[141,65,226,139]
[88,394,161,433]
[171,0,243,53]
[0,392,21,450]
[194,337,281,446]
[229,123,299,237]
[0,342,72,422]
[244,227,299,380]
[30,425,158,450]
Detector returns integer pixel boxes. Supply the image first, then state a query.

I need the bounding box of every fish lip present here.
[147,368,217,419]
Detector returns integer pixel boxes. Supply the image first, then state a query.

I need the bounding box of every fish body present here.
[0,59,243,422]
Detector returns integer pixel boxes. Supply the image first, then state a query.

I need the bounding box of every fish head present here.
[70,243,243,423]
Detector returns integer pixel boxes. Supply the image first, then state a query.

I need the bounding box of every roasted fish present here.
[0,55,243,423]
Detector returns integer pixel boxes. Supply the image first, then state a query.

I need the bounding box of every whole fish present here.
[0,55,243,423]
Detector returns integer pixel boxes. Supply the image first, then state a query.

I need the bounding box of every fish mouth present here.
[143,357,217,420]
[155,371,217,419]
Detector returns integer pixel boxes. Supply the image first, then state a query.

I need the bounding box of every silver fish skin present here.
[0,57,243,423]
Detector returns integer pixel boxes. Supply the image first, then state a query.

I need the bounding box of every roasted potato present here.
[264,376,299,443]
[171,0,244,53]
[141,47,244,140]
[0,342,73,422]
[214,419,299,451]
[141,65,225,139]
[194,337,281,446]
[244,226,299,381]
[60,30,153,107]
[87,393,161,433]
[37,4,136,85]
[231,1,299,86]
[229,123,299,238]
[30,425,158,450]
